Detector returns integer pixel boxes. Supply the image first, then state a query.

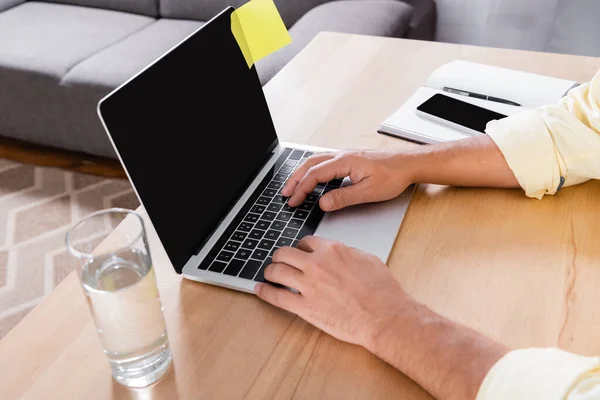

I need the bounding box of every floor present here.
[0,158,138,339]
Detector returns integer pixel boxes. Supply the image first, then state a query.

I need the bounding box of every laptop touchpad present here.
[313,185,414,263]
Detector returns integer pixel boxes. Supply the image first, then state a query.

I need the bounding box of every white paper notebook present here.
[378,60,579,144]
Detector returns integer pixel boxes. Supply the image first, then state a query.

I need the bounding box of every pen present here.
[442,86,522,107]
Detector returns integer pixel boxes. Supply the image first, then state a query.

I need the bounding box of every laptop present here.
[97,7,414,293]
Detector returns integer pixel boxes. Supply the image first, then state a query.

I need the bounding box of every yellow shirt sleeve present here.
[485,69,600,199]
[476,348,600,400]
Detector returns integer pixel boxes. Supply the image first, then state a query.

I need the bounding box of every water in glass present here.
[81,247,171,387]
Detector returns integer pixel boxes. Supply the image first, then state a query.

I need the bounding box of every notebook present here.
[378,60,579,144]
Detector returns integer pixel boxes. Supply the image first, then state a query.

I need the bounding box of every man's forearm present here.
[367,296,509,400]
[406,135,519,189]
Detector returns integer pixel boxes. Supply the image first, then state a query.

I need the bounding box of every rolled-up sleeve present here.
[476,348,600,400]
[486,69,600,199]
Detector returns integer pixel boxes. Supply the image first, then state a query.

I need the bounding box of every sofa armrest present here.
[0,0,24,13]
[401,0,436,40]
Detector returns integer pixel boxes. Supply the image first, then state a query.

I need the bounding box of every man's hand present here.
[283,136,518,212]
[254,136,518,399]
[254,236,409,347]
[255,235,508,400]
[282,150,417,211]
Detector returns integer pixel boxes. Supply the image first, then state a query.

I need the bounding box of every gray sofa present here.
[0,0,435,159]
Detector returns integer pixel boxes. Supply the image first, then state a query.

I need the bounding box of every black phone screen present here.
[416,93,508,133]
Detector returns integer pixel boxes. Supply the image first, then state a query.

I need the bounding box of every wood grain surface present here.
[1,33,599,400]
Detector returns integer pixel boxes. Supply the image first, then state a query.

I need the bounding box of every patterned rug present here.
[0,158,139,339]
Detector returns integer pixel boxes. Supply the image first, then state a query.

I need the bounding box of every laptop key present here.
[271,220,286,230]
[251,205,266,214]
[235,248,251,260]
[312,185,325,195]
[258,239,275,250]
[242,239,259,249]
[249,229,265,240]
[289,150,304,160]
[254,219,271,231]
[255,267,266,282]
[259,258,284,287]
[255,220,270,230]
[297,207,325,240]
[262,211,277,221]
[279,166,293,174]
[244,213,260,223]
[254,257,273,282]
[272,194,285,204]
[305,194,319,203]
[268,181,283,189]
[239,259,262,280]
[276,237,292,247]
[270,247,279,256]
[264,229,281,241]
[292,240,300,248]
[288,219,303,229]
[232,231,247,241]
[224,241,241,252]
[251,249,268,261]
[298,202,313,211]
[216,251,234,262]
[238,222,253,232]
[281,204,295,212]
[273,173,288,182]
[274,148,293,171]
[267,203,282,212]
[198,256,214,270]
[209,261,228,273]
[276,212,293,222]
[293,210,309,219]
[223,259,245,276]
[257,196,270,205]
[283,159,297,167]
[282,228,298,238]
[263,188,278,197]
[304,151,314,158]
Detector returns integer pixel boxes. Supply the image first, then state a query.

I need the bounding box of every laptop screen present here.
[98,8,278,273]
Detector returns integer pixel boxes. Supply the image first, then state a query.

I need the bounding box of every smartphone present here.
[415,93,508,136]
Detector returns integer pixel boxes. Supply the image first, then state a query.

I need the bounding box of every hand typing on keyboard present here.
[254,235,405,348]
[254,148,417,348]
[282,150,415,212]
[257,138,518,400]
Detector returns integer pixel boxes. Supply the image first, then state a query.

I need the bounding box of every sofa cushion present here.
[0,0,23,12]
[39,0,158,17]
[0,2,154,157]
[158,0,242,22]
[0,2,153,78]
[62,19,204,89]
[404,0,435,40]
[256,0,413,84]
[159,0,337,28]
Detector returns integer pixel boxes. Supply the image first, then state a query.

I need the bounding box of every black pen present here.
[442,86,522,107]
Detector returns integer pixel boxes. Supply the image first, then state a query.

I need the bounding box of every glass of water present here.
[65,208,171,388]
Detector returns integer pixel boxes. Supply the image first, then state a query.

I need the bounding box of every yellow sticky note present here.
[231,0,292,68]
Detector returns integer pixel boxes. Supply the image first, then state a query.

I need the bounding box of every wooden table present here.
[2,32,600,400]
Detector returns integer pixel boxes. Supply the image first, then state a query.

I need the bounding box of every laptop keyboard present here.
[198,148,343,282]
